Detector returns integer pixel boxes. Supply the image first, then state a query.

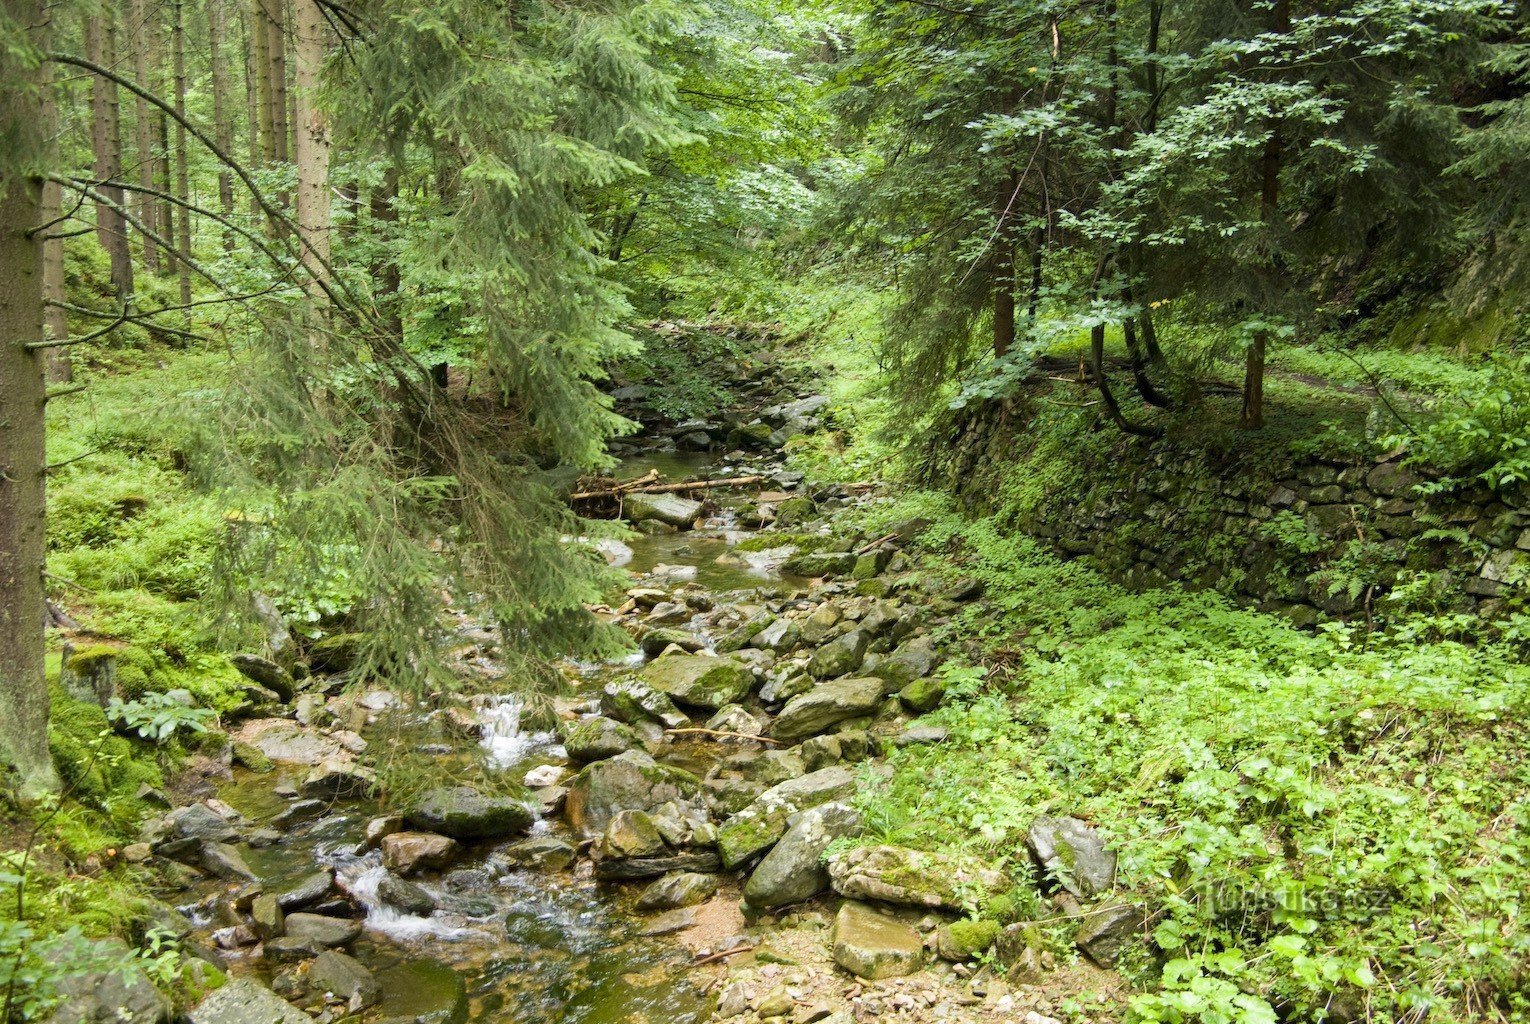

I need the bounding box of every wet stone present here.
[283,912,361,947]
[502,836,577,872]
[276,868,335,910]
[564,716,637,764]
[307,949,380,1010]
[635,871,720,911]
[381,832,459,876]
[188,978,309,1024]
[406,786,535,840]
[201,841,257,882]
[377,873,438,915]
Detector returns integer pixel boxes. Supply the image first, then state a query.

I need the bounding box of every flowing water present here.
[203,450,804,1024]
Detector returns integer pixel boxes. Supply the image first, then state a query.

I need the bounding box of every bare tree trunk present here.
[0,0,62,799]
[242,4,264,220]
[156,103,175,258]
[293,0,329,293]
[992,177,1018,359]
[130,0,161,274]
[85,10,135,300]
[39,51,71,384]
[265,0,289,166]
[171,0,192,305]
[369,157,402,343]
[208,0,236,248]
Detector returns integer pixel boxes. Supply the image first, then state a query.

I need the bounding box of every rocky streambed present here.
[118,397,1132,1024]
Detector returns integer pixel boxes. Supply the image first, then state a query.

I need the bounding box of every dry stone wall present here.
[919,398,1529,626]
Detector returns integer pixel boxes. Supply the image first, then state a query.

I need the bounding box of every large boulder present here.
[639,655,754,710]
[188,979,310,1024]
[602,678,690,730]
[831,902,924,980]
[234,720,347,766]
[868,646,937,692]
[1026,816,1117,898]
[744,802,861,909]
[806,630,870,680]
[564,750,705,836]
[169,803,238,843]
[229,654,295,702]
[781,552,857,578]
[42,940,170,1024]
[406,787,535,840]
[563,716,637,763]
[381,831,459,875]
[716,766,857,869]
[636,872,719,911]
[601,809,668,859]
[284,912,361,948]
[1075,903,1146,967]
[772,677,883,742]
[828,845,1007,912]
[625,493,703,529]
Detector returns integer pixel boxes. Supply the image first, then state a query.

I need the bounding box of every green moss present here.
[65,644,121,673]
[944,919,1000,958]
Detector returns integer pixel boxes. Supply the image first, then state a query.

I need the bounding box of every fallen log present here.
[665,727,782,746]
[571,474,767,500]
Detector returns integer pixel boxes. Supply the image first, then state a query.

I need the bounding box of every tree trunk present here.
[208,0,236,248]
[992,179,1018,359]
[1241,0,1289,431]
[130,0,162,274]
[293,0,330,292]
[172,0,192,305]
[85,10,135,301]
[0,0,62,798]
[242,4,264,220]
[265,0,289,165]
[369,158,402,343]
[156,104,175,258]
[39,57,71,384]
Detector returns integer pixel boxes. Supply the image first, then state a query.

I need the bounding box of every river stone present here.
[704,704,764,739]
[1026,816,1116,898]
[231,741,274,774]
[716,766,857,869]
[564,716,638,763]
[593,850,722,880]
[201,841,257,882]
[829,845,1008,912]
[744,802,862,909]
[639,654,754,710]
[1075,903,1146,966]
[284,912,361,947]
[831,902,923,980]
[381,831,460,875]
[798,603,842,645]
[171,803,239,843]
[601,678,690,730]
[636,871,719,911]
[752,617,802,654]
[188,978,310,1024]
[407,786,535,840]
[237,719,346,766]
[308,950,380,1010]
[276,868,334,909]
[245,895,282,942]
[503,836,577,871]
[265,935,323,963]
[781,552,857,577]
[230,654,295,702]
[363,814,404,850]
[716,610,776,653]
[772,677,883,742]
[43,938,171,1024]
[870,646,936,692]
[626,492,703,529]
[640,628,706,658]
[564,750,705,835]
[602,809,667,859]
[378,873,438,915]
[301,759,377,799]
[759,669,814,704]
[806,630,870,680]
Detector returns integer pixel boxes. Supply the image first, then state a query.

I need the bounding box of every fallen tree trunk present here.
[571,474,767,501]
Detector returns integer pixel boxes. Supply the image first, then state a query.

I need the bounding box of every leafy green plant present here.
[106,693,216,742]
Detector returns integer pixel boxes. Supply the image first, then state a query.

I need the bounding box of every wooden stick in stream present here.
[570,474,766,500]
[855,530,900,555]
[665,727,782,745]
[692,944,755,967]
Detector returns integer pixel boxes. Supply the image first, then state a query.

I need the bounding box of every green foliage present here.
[105,694,215,742]
[856,492,1530,1022]
[1383,353,1530,494]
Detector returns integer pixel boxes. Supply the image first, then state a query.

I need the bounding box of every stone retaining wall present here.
[918,399,1528,625]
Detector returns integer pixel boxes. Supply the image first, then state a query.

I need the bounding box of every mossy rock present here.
[232,741,275,774]
[937,919,1001,961]
[639,654,754,710]
[898,676,945,714]
[309,632,369,674]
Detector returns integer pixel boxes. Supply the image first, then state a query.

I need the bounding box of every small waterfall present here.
[324,847,481,942]
[477,695,559,770]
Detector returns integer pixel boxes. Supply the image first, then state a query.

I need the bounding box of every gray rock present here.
[828,845,1007,912]
[264,936,322,963]
[230,654,295,702]
[301,759,377,799]
[601,677,690,730]
[170,804,238,843]
[744,802,861,908]
[188,978,310,1024]
[1075,903,1146,966]
[502,836,577,871]
[377,873,438,915]
[592,850,722,880]
[407,787,535,840]
[241,720,345,766]
[276,869,335,909]
[635,872,719,911]
[1026,816,1117,898]
[869,646,937,691]
[601,809,667,859]
[564,750,705,835]
[626,492,703,529]
[283,912,361,947]
[564,716,638,763]
[716,610,776,653]
[704,704,764,738]
[307,950,379,1010]
[806,630,870,680]
[752,617,802,653]
[251,893,284,939]
[640,628,706,658]
[772,677,883,742]
[831,902,923,980]
[639,654,755,710]
[201,841,257,882]
[781,552,857,577]
[42,939,170,1024]
[716,766,857,869]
